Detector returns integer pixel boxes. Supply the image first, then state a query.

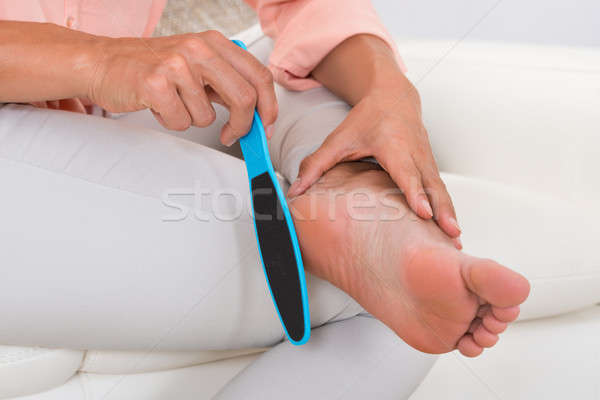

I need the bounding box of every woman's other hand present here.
[88,30,278,145]
[287,34,461,243]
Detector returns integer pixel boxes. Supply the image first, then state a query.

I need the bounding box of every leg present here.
[0,103,356,350]
[215,315,436,400]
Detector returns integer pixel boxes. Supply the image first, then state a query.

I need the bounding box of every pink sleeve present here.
[245,0,406,91]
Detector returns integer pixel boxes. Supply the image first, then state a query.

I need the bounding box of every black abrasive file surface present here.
[251,172,305,341]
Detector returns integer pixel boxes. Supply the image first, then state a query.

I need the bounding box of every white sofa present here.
[2,34,599,399]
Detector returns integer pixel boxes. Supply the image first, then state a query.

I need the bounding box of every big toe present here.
[461,258,530,308]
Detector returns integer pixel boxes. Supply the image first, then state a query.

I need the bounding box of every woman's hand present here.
[287,34,461,242]
[89,30,278,145]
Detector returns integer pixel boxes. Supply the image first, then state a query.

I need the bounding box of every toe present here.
[473,324,499,347]
[457,334,483,357]
[492,305,520,322]
[482,312,508,333]
[461,258,531,308]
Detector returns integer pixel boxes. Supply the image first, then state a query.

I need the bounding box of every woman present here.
[0,0,531,398]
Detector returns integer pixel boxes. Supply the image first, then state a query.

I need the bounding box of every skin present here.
[289,162,530,357]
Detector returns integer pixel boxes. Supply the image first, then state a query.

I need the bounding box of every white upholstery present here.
[79,348,264,374]
[9,354,260,400]
[0,347,83,399]
[410,306,600,399]
[2,34,599,399]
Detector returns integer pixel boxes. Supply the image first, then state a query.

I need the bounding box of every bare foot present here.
[289,162,530,357]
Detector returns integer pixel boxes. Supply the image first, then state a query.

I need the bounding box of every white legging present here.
[0,35,598,399]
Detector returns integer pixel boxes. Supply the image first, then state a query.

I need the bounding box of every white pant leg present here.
[0,103,359,351]
[214,315,436,400]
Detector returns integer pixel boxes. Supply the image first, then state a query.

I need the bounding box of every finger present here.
[204,32,278,128]
[167,56,216,127]
[58,98,87,114]
[452,236,463,250]
[421,170,461,238]
[287,117,367,197]
[376,146,432,219]
[287,133,347,197]
[143,74,191,131]
[29,101,48,109]
[194,51,257,145]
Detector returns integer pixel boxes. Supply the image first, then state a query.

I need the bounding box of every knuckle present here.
[257,66,274,86]
[143,73,169,92]
[162,54,187,72]
[181,36,215,59]
[180,36,203,51]
[235,85,257,110]
[202,29,225,42]
[385,132,407,148]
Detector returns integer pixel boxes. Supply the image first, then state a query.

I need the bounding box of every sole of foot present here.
[289,162,530,357]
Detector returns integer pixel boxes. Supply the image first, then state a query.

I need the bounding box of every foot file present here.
[232,39,311,345]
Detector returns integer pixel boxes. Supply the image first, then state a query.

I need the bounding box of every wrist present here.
[68,32,112,100]
[366,67,420,106]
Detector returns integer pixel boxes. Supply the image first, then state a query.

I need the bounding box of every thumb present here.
[287,133,347,197]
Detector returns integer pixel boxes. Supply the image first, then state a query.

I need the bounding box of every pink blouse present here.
[0,0,403,91]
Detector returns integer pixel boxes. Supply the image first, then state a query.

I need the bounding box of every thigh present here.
[0,104,356,350]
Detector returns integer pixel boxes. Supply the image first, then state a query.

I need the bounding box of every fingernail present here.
[266,125,274,139]
[449,217,462,233]
[421,199,433,218]
[224,137,235,147]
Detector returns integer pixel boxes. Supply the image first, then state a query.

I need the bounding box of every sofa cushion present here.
[0,347,83,399]
[409,305,600,399]
[80,348,265,374]
[11,353,260,400]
